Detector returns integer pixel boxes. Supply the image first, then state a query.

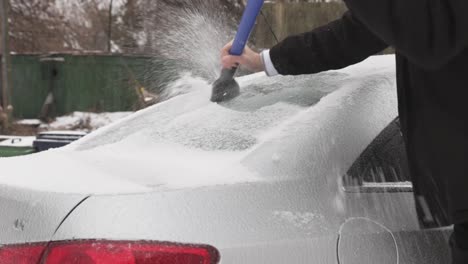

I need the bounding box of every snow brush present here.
[211,0,265,103]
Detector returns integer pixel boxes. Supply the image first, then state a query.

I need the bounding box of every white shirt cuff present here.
[261,50,279,76]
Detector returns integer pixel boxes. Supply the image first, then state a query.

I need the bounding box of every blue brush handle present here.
[230,0,265,56]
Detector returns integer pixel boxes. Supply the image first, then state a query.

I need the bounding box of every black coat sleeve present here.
[344,0,468,70]
[269,11,388,75]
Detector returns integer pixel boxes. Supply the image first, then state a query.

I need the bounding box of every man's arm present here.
[344,0,468,70]
[269,11,388,75]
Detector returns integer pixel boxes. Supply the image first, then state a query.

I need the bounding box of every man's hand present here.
[221,41,265,72]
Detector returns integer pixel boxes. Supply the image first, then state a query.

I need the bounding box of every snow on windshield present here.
[0,56,397,194]
[74,71,348,152]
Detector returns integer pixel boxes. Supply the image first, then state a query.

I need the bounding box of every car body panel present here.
[52,181,451,263]
[52,180,340,263]
[341,191,451,263]
[0,185,86,245]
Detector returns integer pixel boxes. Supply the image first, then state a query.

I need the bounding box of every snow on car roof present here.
[0,55,397,194]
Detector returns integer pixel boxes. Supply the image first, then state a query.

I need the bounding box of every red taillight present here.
[0,241,220,264]
[0,243,46,264]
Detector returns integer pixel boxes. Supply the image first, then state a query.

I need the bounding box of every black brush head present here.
[211,68,240,103]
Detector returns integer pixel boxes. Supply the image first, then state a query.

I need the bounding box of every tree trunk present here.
[0,0,11,132]
[107,0,114,53]
[1,0,10,109]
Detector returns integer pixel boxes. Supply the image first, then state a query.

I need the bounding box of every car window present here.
[74,72,348,152]
[343,118,413,193]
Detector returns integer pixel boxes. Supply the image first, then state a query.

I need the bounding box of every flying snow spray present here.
[210,0,265,102]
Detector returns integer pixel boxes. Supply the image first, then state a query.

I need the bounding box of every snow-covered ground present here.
[40,112,133,132]
[0,136,36,147]
[16,112,133,133]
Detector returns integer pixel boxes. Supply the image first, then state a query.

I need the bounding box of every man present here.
[221,1,468,263]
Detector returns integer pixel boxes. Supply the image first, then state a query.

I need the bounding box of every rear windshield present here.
[74,71,348,152]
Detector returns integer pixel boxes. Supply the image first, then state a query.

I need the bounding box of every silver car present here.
[0,55,451,263]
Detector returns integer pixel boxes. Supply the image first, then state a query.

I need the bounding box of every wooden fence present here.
[253,1,348,49]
